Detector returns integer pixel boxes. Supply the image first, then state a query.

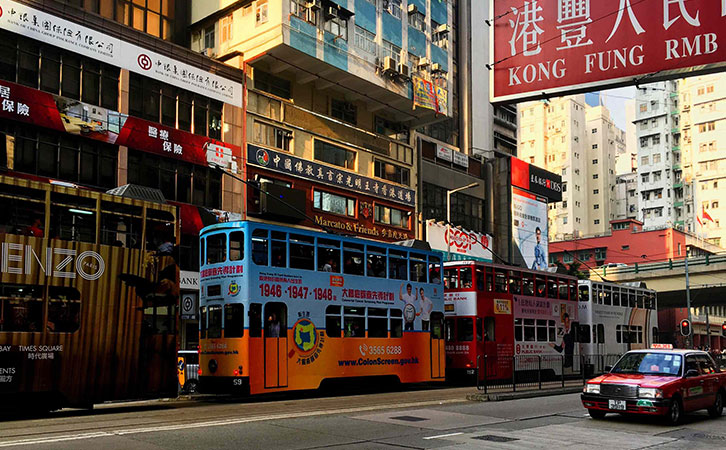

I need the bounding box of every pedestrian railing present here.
[476,353,622,393]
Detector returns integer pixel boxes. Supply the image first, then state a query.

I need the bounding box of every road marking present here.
[0,399,465,448]
[423,432,464,440]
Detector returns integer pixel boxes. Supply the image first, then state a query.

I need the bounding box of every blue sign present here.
[247,144,416,207]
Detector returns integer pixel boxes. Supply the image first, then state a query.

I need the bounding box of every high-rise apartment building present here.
[634,81,683,230]
[519,96,621,240]
[680,74,726,246]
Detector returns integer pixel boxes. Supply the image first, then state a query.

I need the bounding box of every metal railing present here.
[476,353,622,393]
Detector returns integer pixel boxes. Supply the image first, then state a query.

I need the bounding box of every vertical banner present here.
[512,187,548,271]
[412,76,439,112]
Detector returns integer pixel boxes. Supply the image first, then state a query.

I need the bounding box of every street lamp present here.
[445,182,480,258]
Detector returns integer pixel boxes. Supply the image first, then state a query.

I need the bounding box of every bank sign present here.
[491,1,726,102]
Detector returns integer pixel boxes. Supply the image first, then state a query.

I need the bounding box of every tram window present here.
[569,281,576,301]
[636,294,644,309]
[0,286,43,332]
[0,187,45,236]
[368,308,388,338]
[409,254,427,282]
[484,317,495,342]
[207,233,227,263]
[344,306,365,337]
[603,287,612,306]
[207,305,223,339]
[460,267,473,289]
[145,209,175,251]
[547,278,557,298]
[522,273,534,296]
[430,312,444,339]
[388,250,408,280]
[289,234,314,270]
[523,318,535,341]
[318,239,341,273]
[457,318,473,342]
[429,256,442,284]
[494,270,508,293]
[367,246,387,278]
[579,285,589,302]
[598,324,605,343]
[343,243,364,276]
[47,287,80,333]
[252,229,269,266]
[549,320,556,342]
[326,305,341,338]
[475,267,485,291]
[644,293,654,310]
[514,318,523,341]
[579,324,591,343]
[508,271,521,294]
[249,303,262,337]
[229,231,244,261]
[100,211,142,248]
[536,319,549,342]
[612,289,620,306]
[50,204,96,243]
[628,290,636,307]
[444,268,459,289]
[558,280,568,300]
[200,306,207,339]
[224,304,244,338]
[391,309,403,338]
[535,276,546,297]
[200,237,205,267]
[445,317,455,341]
[476,318,483,342]
[271,239,287,267]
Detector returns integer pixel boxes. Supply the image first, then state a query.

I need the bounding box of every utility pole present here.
[685,251,693,349]
[705,306,710,349]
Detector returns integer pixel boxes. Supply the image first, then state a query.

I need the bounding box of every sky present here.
[599,86,636,131]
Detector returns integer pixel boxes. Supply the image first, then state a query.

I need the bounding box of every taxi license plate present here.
[608,400,626,411]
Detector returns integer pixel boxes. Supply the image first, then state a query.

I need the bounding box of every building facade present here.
[0,0,246,350]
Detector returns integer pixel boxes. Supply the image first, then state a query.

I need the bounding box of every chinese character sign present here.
[492,0,726,102]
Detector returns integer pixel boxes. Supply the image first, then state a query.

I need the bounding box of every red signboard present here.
[491,1,726,102]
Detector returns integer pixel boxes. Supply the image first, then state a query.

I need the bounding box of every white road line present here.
[423,432,464,440]
[0,398,464,448]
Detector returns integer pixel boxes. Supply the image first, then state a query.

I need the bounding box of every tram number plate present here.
[608,400,626,411]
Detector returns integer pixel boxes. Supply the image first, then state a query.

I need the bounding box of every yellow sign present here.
[494,299,512,315]
[177,357,185,387]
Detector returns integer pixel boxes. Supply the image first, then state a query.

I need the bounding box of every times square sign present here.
[491,1,726,102]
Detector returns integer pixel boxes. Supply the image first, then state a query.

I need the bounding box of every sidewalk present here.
[467,380,585,402]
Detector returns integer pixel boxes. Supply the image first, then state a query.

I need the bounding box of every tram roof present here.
[443,260,578,281]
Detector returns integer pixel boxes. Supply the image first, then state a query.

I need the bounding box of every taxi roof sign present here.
[651,343,674,349]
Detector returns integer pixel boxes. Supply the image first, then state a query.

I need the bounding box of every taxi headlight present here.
[584,383,600,394]
[638,387,663,399]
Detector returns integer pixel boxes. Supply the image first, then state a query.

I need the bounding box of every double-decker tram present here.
[577,280,658,356]
[0,175,179,410]
[443,261,579,381]
[198,221,445,395]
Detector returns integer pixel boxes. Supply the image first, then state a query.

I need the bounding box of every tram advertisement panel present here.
[513,295,577,359]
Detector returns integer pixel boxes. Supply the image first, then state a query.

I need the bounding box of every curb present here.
[467,386,583,402]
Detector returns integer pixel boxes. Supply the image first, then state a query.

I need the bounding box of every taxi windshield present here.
[611,352,682,377]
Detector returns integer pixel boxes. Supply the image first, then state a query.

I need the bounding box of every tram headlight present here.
[584,383,600,394]
[638,388,662,399]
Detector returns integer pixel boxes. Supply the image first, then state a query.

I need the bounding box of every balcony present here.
[673,181,683,189]
[674,201,684,208]
[671,127,680,134]
[672,163,681,171]
[672,145,680,152]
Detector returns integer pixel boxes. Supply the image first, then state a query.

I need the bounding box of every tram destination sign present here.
[491,1,726,102]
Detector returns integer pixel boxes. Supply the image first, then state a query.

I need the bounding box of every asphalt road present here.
[0,387,725,449]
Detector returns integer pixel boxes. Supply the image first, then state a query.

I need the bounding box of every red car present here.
[581,348,725,424]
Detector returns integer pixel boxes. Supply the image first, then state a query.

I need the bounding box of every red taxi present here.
[581,345,726,424]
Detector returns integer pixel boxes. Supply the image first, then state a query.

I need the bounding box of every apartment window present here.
[256,0,269,24]
[592,144,598,149]
[313,190,356,217]
[594,219,600,225]
[593,189,599,194]
[713,201,720,209]
[592,128,597,134]
[640,137,648,148]
[593,174,598,180]
[653,171,662,182]
[408,11,425,32]
[354,26,376,55]
[382,40,402,65]
[374,204,409,228]
[204,26,215,49]
[653,153,662,164]
[253,121,292,151]
[592,159,598,164]
[385,0,402,19]
[291,0,316,22]
[641,156,649,165]
[324,15,348,40]
[653,134,661,145]
[563,216,568,224]
[331,99,357,125]
[254,69,291,99]
[707,85,714,94]
[115,0,175,40]
[374,160,410,186]
[220,14,233,43]
[594,204,599,210]
[314,140,356,169]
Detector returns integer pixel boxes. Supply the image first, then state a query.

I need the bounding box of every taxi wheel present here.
[588,409,606,420]
[665,397,682,425]
[708,391,724,418]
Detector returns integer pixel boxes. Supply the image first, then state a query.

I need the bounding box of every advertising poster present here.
[512,187,548,271]
[426,220,492,263]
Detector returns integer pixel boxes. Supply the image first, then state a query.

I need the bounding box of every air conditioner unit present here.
[408,4,418,14]
[383,56,397,74]
[431,62,444,73]
[306,0,321,11]
[436,23,450,34]
[203,48,216,58]
[399,63,410,78]
[417,57,430,67]
[324,6,337,19]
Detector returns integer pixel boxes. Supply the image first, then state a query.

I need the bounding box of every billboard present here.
[491,1,726,102]
[512,187,548,271]
[511,157,562,202]
[426,220,493,262]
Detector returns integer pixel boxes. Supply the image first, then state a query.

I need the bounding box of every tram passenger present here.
[267,313,280,337]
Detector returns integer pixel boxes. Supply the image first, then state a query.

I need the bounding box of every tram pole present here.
[685,251,693,349]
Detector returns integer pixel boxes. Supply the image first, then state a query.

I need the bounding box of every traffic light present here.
[721,322,726,337]
[680,319,691,337]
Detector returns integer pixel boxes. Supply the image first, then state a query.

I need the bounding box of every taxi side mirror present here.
[603,365,612,372]
[685,369,699,378]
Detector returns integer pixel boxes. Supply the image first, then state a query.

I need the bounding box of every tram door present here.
[430,312,445,379]
[264,303,288,388]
